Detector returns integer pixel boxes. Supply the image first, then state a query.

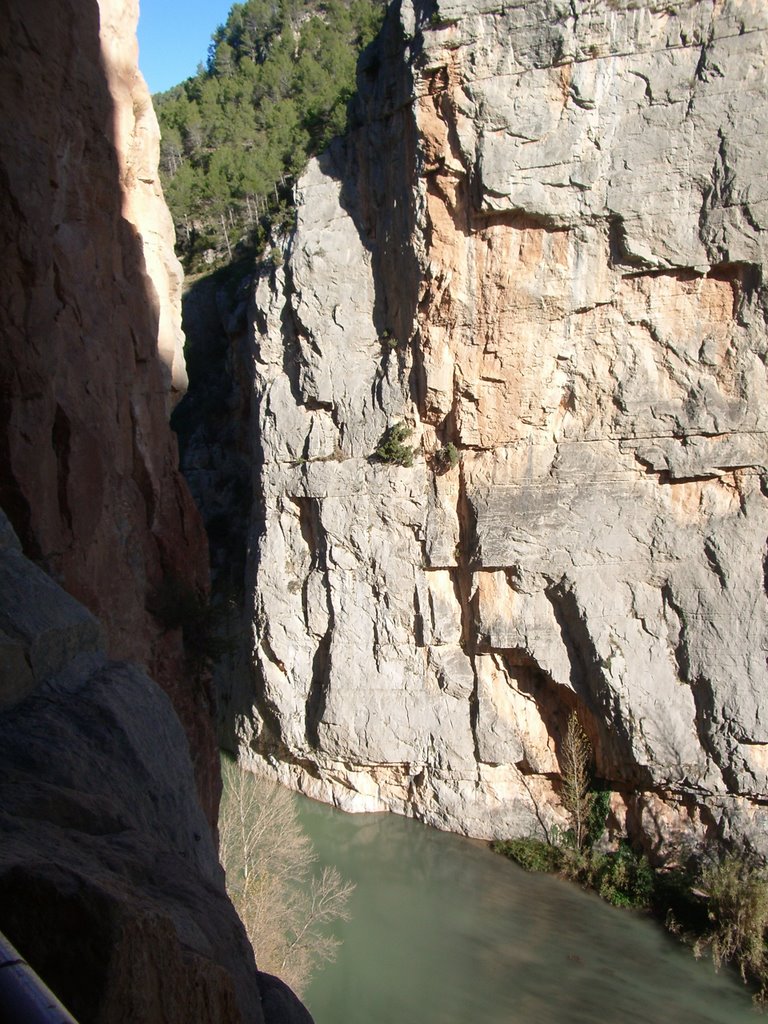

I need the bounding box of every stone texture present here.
[0,511,313,1024]
[0,660,255,1024]
[233,0,768,857]
[0,6,315,1020]
[0,0,215,822]
[0,517,102,710]
[99,0,189,397]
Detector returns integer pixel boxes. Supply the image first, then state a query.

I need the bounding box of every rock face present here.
[0,0,215,820]
[99,0,189,398]
[0,4,317,1020]
[0,512,313,1024]
[236,0,768,855]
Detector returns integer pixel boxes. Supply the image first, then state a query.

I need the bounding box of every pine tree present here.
[153,0,386,269]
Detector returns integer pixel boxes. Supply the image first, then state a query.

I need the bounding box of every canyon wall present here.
[0,0,215,819]
[0,511,259,1022]
[237,0,768,856]
[0,2,313,1021]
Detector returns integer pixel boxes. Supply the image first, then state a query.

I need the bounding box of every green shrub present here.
[586,788,611,848]
[697,854,768,994]
[374,423,414,467]
[592,843,655,909]
[434,442,459,473]
[493,833,652,909]
[491,838,563,874]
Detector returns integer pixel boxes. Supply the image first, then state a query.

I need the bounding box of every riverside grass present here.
[492,714,768,1004]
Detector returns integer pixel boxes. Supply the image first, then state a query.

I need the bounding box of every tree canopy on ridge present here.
[154,0,385,269]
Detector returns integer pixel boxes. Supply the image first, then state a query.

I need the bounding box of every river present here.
[295,795,757,1024]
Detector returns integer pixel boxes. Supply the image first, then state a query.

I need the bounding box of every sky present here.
[137,0,236,94]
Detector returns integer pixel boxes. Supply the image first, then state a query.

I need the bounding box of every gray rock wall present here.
[235,0,768,856]
[0,510,314,1024]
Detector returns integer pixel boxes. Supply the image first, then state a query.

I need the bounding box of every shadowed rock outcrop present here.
[231,0,768,857]
[0,0,215,820]
[0,2,314,1020]
[0,512,313,1024]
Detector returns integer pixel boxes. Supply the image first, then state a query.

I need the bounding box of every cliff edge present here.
[236,0,768,857]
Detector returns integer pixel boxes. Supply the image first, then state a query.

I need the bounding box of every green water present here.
[296,796,757,1024]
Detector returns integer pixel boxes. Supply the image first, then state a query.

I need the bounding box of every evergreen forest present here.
[154,0,385,270]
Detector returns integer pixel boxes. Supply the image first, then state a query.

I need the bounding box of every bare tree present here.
[219,759,355,995]
[560,712,594,850]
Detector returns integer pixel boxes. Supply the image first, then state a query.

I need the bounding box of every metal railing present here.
[0,931,79,1023]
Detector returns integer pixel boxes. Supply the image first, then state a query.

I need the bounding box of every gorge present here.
[199,0,768,862]
[1,0,767,1020]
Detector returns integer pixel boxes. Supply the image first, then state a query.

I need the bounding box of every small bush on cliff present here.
[374,422,414,467]
[379,328,398,350]
[219,758,355,996]
[433,442,459,473]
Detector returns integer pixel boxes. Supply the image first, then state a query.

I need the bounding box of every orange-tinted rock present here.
[0,0,217,823]
[238,0,768,858]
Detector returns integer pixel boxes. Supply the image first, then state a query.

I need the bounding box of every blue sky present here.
[137,0,236,94]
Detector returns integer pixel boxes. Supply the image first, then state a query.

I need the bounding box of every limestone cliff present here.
[234,0,768,856]
[0,0,215,819]
[0,2,314,1021]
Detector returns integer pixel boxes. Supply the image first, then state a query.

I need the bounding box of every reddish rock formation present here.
[0,4,316,1020]
[0,0,217,822]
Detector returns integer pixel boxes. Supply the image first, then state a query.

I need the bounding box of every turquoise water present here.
[296,797,757,1024]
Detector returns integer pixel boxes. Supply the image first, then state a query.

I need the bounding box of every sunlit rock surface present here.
[236,0,768,856]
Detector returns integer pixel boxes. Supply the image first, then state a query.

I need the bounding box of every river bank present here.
[294,795,756,1024]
